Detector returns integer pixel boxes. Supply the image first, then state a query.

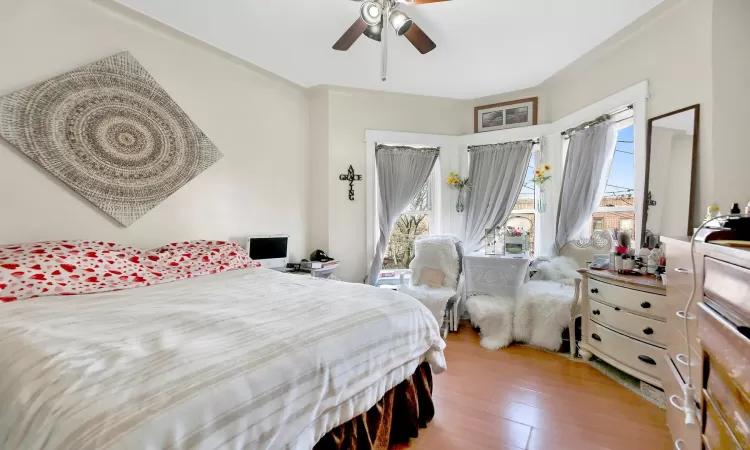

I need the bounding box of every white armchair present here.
[398,235,464,338]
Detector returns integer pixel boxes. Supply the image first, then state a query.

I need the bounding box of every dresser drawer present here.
[664,237,702,298]
[666,283,699,351]
[706,359,750,448]
[588,277,665,319]
[661,353,701,450]
[588,320,663,380]
[590,298,666,347]
[666,322,702,404]
[698,303,750,399]
[704,257,750,324]
[704,390,743,450]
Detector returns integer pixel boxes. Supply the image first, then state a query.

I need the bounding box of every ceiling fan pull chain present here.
[381,4,389,81]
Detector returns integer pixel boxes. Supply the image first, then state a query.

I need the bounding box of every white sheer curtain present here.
[553,120,617,254]
[367,145,439,285]
[462,141,534,254]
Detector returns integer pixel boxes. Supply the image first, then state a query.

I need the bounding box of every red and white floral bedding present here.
[0,240,260,303]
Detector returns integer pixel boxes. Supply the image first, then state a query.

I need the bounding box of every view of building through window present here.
[590,124,636,241]
[510,151,536,257]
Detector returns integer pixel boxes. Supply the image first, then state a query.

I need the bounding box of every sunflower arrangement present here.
[533,164,552,186]
[446,171,470,190]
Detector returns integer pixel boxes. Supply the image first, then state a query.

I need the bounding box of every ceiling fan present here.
[332,0,450,81]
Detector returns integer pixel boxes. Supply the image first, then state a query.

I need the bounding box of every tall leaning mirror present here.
[642,104,699,239]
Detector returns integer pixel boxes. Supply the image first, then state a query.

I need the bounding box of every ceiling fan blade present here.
[399,0,451,4]
[333,18,369,51]
[404,23,436,54]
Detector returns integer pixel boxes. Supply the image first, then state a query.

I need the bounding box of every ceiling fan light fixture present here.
[360,1,383,26]
[363,21,382,42]
[389,10,413,36]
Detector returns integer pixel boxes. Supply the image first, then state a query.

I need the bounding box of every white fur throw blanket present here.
[467,257,581,351]
[409,235,460,289]
[513,280,576,351]
[465,295,515,350]
[534,256,580,285]
[398,284,456,328]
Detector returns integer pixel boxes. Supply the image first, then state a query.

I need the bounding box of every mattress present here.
[0,268,446,449]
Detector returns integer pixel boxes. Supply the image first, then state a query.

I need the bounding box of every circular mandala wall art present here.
[0,52,223,226]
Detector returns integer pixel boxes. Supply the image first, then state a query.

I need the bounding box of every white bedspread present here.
[0,268,446,450]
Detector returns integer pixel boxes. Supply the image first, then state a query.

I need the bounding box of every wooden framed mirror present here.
[642,104,700,239]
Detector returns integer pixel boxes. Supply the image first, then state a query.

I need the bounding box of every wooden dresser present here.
[578,268,667,387]
[661,236,750,450]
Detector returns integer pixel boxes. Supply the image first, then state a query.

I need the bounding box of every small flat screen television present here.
[247,235,288,269]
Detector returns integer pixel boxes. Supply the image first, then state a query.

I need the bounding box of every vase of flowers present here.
[532,164,552,213]
[446,171,470,213]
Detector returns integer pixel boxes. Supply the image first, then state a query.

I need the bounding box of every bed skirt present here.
[313,362,435,450]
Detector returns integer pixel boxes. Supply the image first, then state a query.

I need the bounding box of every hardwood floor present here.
[396,324,672,450]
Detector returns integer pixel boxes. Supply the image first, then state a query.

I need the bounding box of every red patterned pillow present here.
[0,240,258,303]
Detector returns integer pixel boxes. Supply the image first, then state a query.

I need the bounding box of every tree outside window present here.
[382,181,432,270]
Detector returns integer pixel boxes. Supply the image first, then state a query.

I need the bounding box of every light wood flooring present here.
[395,324,672,450]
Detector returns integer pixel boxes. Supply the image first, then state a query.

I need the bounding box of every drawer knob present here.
[640,301,651,309]
[643,327,654,335]
[675,354,689,366]
[590,288,599,294]
[614,307,621,311]
[591,333,601,341]
[674,439,686,450]
[675,311,696,320]
[592,309,600,315]
[638,355,657,365]
[674,267,692,274]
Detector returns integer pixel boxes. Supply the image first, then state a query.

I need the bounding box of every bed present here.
[0,242,446,450]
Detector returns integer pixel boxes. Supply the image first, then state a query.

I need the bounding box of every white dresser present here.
[578,269,667,387]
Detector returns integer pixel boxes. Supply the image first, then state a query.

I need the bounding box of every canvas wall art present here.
[0,52,223,226]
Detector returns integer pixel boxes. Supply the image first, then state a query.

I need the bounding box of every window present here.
[509,150,537,257]
[589,123,636,242]
[382,175,434,270]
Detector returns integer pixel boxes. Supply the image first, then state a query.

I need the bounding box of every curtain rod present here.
[561,104,633,137]
[468,138,539,151]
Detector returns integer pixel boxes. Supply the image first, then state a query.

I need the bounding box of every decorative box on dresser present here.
[578,268,667,388]
[661,236,750,450]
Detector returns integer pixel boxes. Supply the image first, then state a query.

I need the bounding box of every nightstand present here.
[272,264,340,280]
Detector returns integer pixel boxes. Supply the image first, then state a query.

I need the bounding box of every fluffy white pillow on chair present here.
[421,267,445,289]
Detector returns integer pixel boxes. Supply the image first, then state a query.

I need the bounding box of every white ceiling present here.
[114,0,664,99]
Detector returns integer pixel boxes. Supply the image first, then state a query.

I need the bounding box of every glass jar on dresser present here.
[578,268,667,388]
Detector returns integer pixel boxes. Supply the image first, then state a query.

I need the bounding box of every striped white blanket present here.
[0,268,446,449]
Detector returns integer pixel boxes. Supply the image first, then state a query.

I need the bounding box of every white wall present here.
[470,0,715,227]
[0,0,310,260]
[712,0,750,208]
[326,87,467,281]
